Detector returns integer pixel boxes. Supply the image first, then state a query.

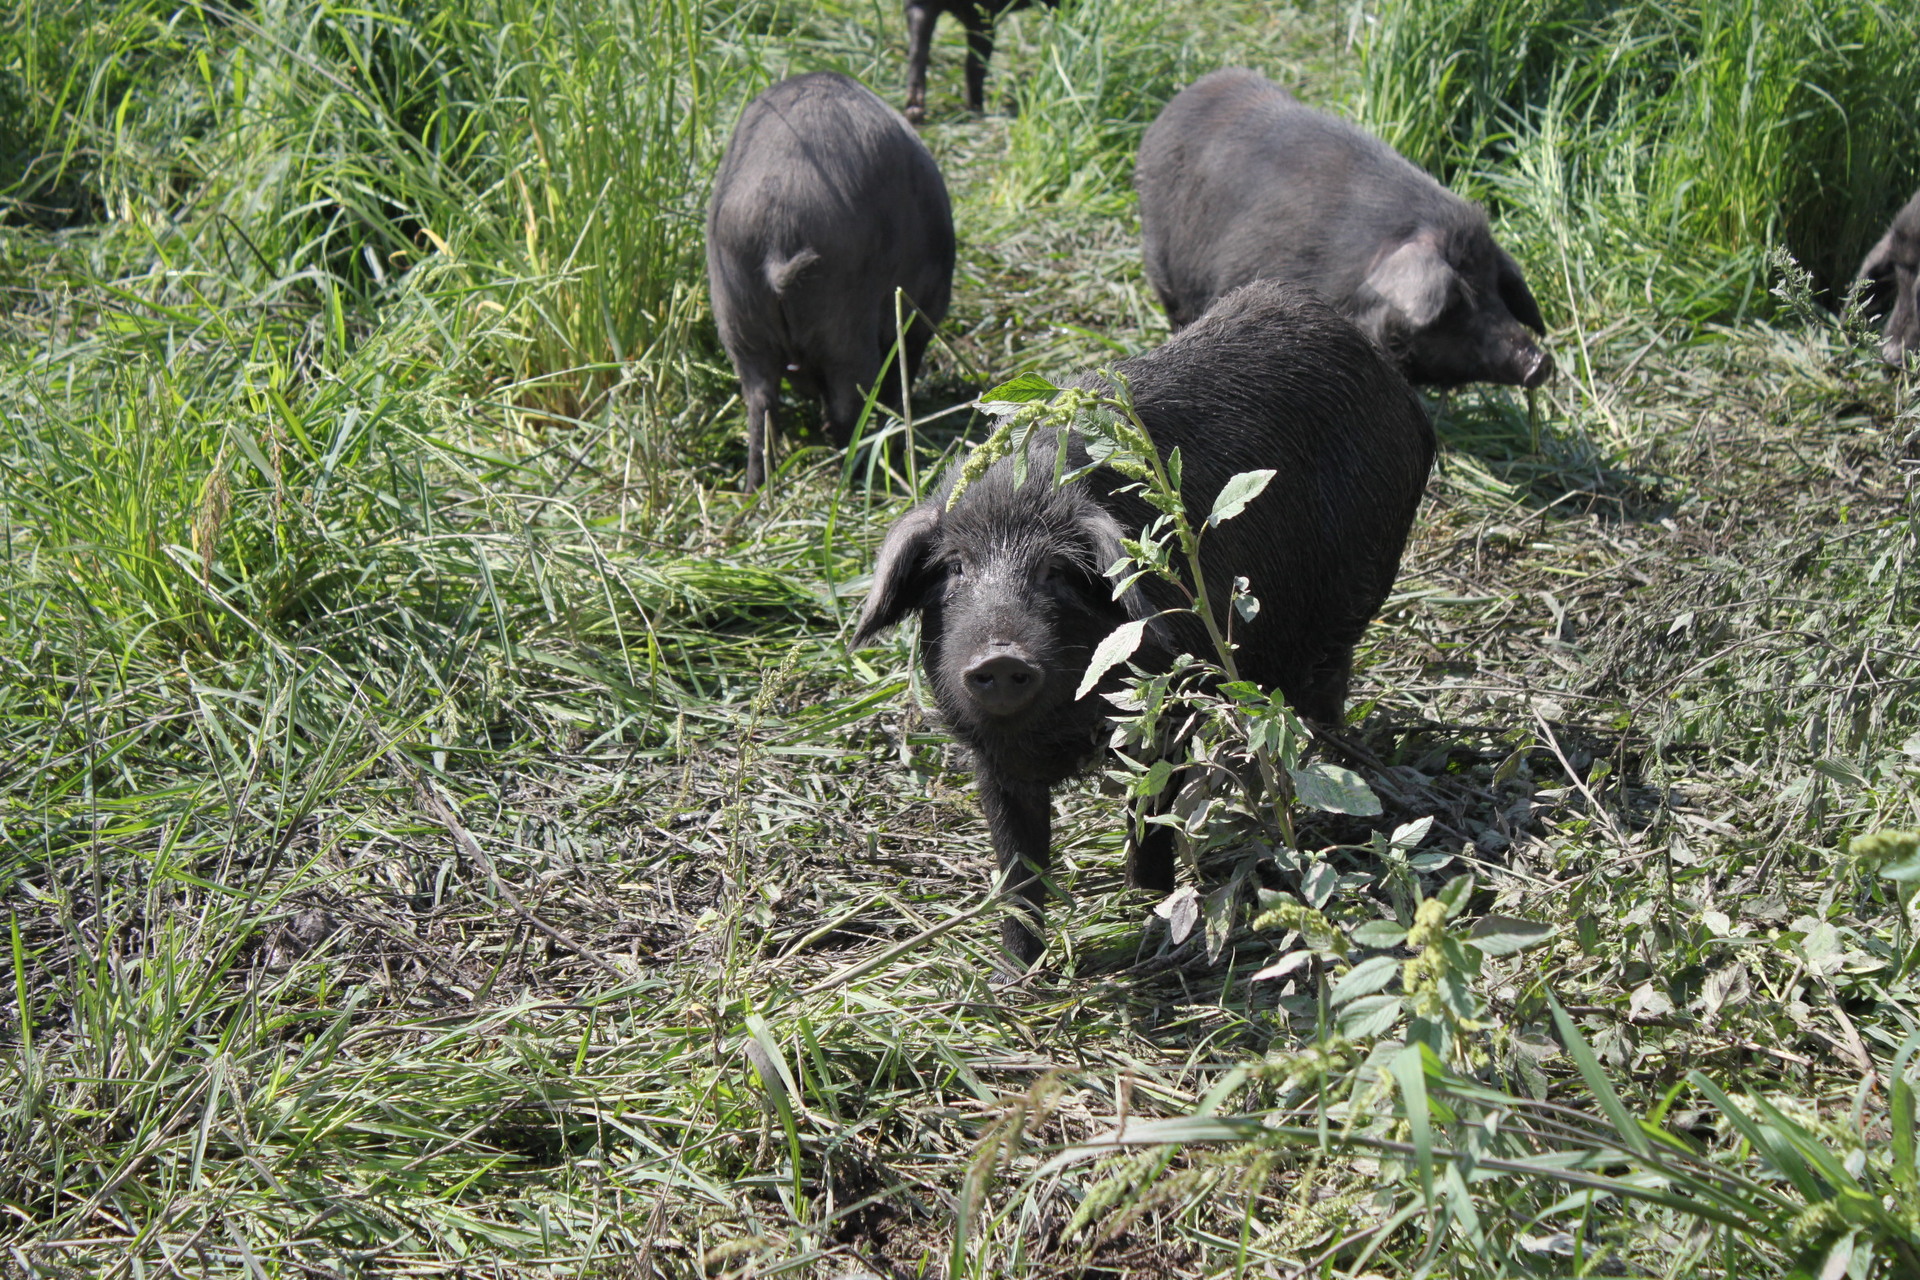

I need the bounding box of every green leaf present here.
[1891,1030,1919,1192]
[1351,920,1409,949]
[1300,860,1338,910]
[1232,576,1261,623]
[1208,468,1276,527]
[1132,759,1174,799]
[743,1013,805,1207]
[1155,886,1201,945]
[1548,992,1651,1158]
[1202,884,1236,964]
[1288,763,1382,815]
[1389,816,1435,851]
[1854,830,1920,880]
[1468,915,1557,957]
[1892,1076,1915,1193]
[1880,853,1920,882]
[977,372,1060,412]
[1436,872,1475,916]
[1813,757,1868,791]
[1330,953,1401,1005]
[1739,1088,1865,1194]
[1336,994,1403,1039]
[1076,618,1149,699]
[1390,1043,1436,1206]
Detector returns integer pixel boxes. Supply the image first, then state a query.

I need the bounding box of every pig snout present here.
[1517,342,1553,389]
[962,646,1046,717]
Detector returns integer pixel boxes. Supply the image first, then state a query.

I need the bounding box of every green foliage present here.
[994,0,1203,211]
[1358,0,1920,320]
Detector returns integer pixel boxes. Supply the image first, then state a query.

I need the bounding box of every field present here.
[4,0,1920,1276]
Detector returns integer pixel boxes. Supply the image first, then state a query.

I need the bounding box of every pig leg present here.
[1294,644,1355,727]
[903,0,937,123]
[1127,792,1178,893]
[960,12,995,114]
[741,368,781,492]
[821,365,873,451]
[980,777,1052,967]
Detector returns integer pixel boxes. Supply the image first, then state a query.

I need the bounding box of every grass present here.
[3,0,1920,1275]
[1358,0,1920,318]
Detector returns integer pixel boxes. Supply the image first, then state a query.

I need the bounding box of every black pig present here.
[854,281,1435,967]
[1136,68,1552,390]
[707,72,956,490]
[903,0,1057,123]
[1858,188,1920,369]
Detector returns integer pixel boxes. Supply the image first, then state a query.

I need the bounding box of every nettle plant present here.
[967,372,1554,1039]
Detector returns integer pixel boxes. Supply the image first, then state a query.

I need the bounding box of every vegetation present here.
[2,0,1918,1275]
[1358,0,1920,315]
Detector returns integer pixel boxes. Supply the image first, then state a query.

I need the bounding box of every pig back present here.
[1085,280,1434,702]
[1138,68,1467,328]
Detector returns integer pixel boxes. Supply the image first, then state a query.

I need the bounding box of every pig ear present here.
[853,501,942,644]
[1361,237,1455,330]
[1083,507,1158,625]
[1494,246,1548,334]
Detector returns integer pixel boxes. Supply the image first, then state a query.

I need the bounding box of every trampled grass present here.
[4,0,1920,1275]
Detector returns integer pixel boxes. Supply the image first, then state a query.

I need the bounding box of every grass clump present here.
[992,0,1203,212]
[1358,0,1920,321]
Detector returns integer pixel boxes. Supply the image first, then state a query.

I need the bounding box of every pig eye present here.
[1038,557,1099,600]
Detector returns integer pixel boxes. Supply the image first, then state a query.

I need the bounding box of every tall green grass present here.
[1358,0,1920,321]
[6,0,765,417]
[994,0,1202,212]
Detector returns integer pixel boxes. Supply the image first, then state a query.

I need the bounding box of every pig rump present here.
[1136,67,1552,391]
[854,281,1435,967]
[706,72,956,490]
[1857,188,1920,369]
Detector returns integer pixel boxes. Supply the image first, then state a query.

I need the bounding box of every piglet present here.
[1137,68,1552,390]
[707,72,955,490]
[855,281,1434,966]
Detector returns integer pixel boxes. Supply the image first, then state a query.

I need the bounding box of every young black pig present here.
[853,281,1435,967]
[1137,68,1552,390]
[1859,188,1920,369]
[707,72,955,490]
[903,0,1057,124]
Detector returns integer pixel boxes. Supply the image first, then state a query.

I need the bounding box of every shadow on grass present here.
[1430,386,1674,523]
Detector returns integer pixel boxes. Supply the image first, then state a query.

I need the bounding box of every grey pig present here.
[854,281,1435,967]
[1858,188,1920,369]
[903,0,1057,124]
[707,72,955,490]
[1137,68,1552,390]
